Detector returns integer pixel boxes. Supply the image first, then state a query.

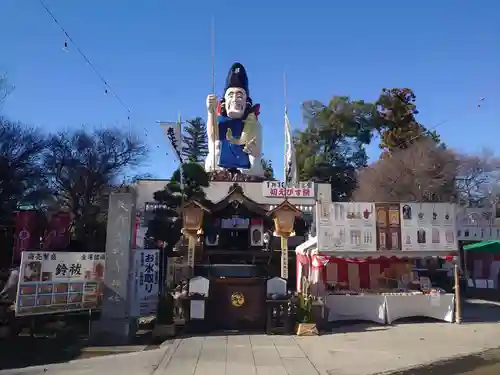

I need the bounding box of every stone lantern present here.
[267,200,301,279]
[181,201,210,275]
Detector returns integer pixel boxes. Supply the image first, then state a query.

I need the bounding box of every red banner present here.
[13,211,38,263]
[42,212,71,250]
[131,214,140,249]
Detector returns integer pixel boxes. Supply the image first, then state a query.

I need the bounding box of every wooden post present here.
[454,263,461,324]
[280,236,288,280]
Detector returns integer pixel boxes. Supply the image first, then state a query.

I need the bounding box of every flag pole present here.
[283,71,288,190]
[284,71,288,113]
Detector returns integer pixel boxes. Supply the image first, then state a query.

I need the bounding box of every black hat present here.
[224,62,249,96]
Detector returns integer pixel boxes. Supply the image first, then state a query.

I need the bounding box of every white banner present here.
[160,121,182,162]
[130,249,160,317]
[262,181,314,198]
[15,251,105,316]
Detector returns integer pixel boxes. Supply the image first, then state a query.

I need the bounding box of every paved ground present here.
[3,300,500,375]
[153,320,500,375]
[0,348,166,375]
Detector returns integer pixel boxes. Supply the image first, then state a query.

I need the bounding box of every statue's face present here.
[224,87,247,119]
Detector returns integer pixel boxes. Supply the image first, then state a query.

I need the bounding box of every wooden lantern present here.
[267,200,301,238]
[182,201,210,233]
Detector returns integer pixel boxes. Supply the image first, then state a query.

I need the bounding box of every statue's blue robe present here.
[217,115,250,170]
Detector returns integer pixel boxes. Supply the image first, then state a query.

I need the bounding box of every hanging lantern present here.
[182,201,210,233]
[267,200,301,237]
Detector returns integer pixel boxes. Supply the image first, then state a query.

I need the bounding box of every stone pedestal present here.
[91,318,135,345]
[92,192,137,344]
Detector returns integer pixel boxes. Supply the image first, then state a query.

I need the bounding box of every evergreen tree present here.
[376,88,439,155]
[146,162,210,251]
[181,117,208,163]
[261,158,274,180]
[296,97,377,201]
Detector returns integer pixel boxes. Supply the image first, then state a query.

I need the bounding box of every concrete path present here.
[153,318,500,375]
[154,334,318,375]
[0,347,167,375]
[4,300,500,375]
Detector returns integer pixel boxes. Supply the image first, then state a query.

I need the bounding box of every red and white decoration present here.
[295,233,458,324]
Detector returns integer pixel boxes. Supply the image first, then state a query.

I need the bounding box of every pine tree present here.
[181,117,208,163]
[376,88,439,155]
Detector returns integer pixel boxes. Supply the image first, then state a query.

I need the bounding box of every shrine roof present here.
[210,183,269,216]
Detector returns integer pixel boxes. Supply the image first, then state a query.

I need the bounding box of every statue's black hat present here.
[224,62,249,96]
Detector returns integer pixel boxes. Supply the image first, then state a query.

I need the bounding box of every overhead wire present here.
[38,0,132,126]
[386,96,485,150]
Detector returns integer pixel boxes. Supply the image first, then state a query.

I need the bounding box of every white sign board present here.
[316,202,377,252]
[130,249,160,317]
[456,206,497,241]
[15,251,105,316]
[400,203,457,251]
[316,202,458,253]
[262,181,315,198]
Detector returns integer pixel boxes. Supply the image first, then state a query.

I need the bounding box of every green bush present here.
[296,293,313,323]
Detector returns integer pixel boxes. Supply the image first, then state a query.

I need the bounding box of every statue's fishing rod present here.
[211,17,217,174]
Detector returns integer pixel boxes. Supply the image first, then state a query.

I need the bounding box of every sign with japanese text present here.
[130,250,159,317]
[102,192,136,320]
[15,251,105,316]
[316,202,458,254]
[399,203,457,252]
[281,245,288,280]
[262,181,315,198]
[456,206,497,241]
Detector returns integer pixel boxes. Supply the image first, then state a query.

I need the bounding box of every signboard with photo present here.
[399,203,457,251]
[130,249,160,317]
[262,181,315,198]
[316,202,378,252]
[15,251,105,316]
[456,206,496,241]
[316,202,458,254]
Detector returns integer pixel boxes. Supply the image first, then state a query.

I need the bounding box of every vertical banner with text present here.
[281,237,288,280]
[130,249,159,317]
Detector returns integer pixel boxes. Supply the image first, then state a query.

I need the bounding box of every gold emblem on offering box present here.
[231,292,245,307]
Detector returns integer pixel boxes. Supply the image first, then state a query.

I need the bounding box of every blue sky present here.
[1,0,499,181]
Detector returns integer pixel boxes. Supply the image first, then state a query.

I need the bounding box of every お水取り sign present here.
[15,251,105,316]
[262,181,315,198]
[130,249,160,317]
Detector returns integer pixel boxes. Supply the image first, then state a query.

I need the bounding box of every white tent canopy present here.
[295,236,456,259]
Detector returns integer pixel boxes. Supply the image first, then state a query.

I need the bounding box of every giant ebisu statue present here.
[205,63,265,179]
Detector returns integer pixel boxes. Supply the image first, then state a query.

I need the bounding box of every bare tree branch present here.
[44,127,148,250]
[456,149,500,205]
[353,138,458,202]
